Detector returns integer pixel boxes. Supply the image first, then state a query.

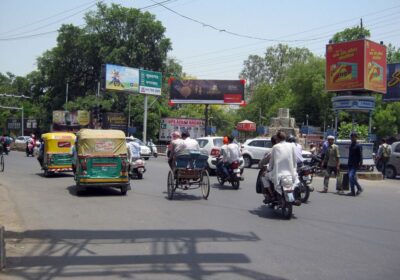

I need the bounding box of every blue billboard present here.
[385,63,400,102]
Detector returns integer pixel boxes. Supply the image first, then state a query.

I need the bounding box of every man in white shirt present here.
[181,130,200,151]
[127,137,141,161]
[269,131,298,193]
[221,136,241,178]
[168,131,184,169]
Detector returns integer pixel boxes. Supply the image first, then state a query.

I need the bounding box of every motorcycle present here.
[216,157,242,189]
[129,157,146,179]
[263,175,301,220]
[26,141,35,157]
[297,165,315,203]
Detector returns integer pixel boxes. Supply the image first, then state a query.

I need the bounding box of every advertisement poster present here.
[159,118,205,141]
[364,40,387,93]
[102,112,127,131]
[326,40,365,91]
[384,63,400,101]
[52,111,90,131]
[169,80,245,104]
[105,64,139,93]
[326,39,387,93]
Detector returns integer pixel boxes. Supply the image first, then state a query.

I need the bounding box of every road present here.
[1,151,400,280]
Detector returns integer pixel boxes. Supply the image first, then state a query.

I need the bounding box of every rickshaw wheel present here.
[167,170,175,200]
[201,170,210,199]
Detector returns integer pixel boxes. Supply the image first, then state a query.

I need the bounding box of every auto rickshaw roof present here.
[42,132,76,140]
[76,129,126,140]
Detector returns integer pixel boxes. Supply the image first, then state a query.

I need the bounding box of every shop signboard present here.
[159,118,205,141]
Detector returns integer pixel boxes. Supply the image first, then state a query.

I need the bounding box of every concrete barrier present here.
[0,225,5,270]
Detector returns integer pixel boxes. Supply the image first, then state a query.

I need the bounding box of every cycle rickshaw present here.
[167,151,210,200]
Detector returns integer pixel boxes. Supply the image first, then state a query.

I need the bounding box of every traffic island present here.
[357,171,383,180]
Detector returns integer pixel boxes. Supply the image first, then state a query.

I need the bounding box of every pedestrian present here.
[377,138,392,179]
[347,132,363,196]
[320,135,340,193]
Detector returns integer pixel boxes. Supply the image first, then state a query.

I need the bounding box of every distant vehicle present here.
[197,136,244,174]
[126,137,152,160]
[241,138,272,168]
[14,136,31,150]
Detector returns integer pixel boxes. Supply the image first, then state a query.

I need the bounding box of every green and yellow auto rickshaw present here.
[40,132,76,177]
[74,129,130,195]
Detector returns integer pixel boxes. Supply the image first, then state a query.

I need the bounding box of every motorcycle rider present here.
[258,135,278,201]
[216,136,229,176]
[127,136,141,169]
[287,135,304,167]
[268,131,298,200]
[222,136,241,178]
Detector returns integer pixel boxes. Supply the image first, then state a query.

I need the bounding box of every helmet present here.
[287,135,296,143]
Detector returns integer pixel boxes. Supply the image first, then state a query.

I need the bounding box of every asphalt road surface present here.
[1,151,400,280]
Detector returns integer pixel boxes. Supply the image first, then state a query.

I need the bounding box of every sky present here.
[0,0,399,80]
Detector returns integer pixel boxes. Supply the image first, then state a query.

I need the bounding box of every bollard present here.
[0,225,5,270]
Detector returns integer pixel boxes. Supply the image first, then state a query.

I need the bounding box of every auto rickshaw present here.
[40,132,76,177]
[74,129,130,195]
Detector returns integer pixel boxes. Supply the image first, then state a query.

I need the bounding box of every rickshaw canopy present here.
[76,129,127,156]
[41,132,76,154]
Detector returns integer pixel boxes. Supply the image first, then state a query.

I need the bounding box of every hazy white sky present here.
[1,0,399,79]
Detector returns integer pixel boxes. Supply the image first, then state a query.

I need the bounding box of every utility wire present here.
[0,0,98,36]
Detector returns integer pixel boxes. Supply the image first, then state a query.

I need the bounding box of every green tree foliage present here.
[337,122,368,140]
[241,44,313,88]
[331,25,370,43]
[387,43,400,63]
[34,2,172,131]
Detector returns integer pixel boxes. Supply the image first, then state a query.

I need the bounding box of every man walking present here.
[377,138,392,179]
[347,132,363,196]
[321,135,340,193]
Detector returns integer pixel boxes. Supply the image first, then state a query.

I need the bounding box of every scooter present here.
[129,157,146,179]
[216,158,242,189]
[262,175,301,220]
[26,142,35,157]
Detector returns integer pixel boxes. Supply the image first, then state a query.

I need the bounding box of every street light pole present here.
[65,81,69,110]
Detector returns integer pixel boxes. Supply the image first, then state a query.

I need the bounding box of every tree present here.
[240,44,313,88]
[337,122,368,140]
[331,25,370,43]
[34,2,172,131]
[387,43,400,63]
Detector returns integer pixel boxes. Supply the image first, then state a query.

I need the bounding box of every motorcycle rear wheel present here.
[231,180,240,190]
[300,183,310,203]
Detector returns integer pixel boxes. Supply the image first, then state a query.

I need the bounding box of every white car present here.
[241,138,273,168]
[196,136,244,174]
[126,137,152,160]
[14,136,31,150]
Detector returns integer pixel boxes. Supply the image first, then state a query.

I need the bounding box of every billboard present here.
[52,110,90,131]
[169,79,245,104]
[139,69,162,96]
[7,119,38,131]
[102,112,127,131]
[105,64,139,93]
[159,118,205,141]
[384,63,400,102]
[326,39,386,93]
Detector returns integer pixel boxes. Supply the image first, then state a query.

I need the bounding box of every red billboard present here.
[326,39,386,93]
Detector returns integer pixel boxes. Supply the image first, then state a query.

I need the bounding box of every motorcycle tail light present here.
[231,161,239,169]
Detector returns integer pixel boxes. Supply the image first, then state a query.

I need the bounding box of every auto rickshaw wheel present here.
[120,186,128,195]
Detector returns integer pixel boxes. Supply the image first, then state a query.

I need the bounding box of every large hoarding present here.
[169,80,245,104]
[159,118,205,141]
[105,64,139,93]
[103,64,162,95]
[326,39,386,93]
[52,110,90,131]
[384,63,400,102]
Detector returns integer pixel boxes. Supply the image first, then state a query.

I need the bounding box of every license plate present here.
[303,175,311,181]
[233,169,240,173]
[138,168,144,172]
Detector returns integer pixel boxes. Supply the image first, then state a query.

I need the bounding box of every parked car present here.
[379,141,400,179]
[241,138,272,168]
[197,136,244,174]
[126,137,152,160]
